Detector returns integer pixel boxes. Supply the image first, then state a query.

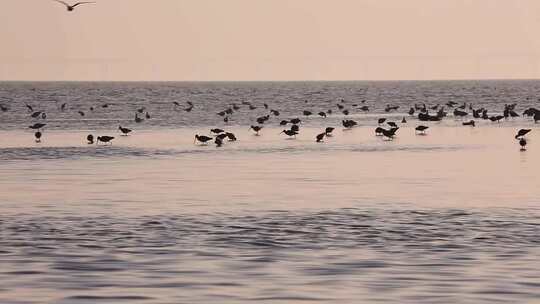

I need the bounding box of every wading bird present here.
[118,126,132,136]
[97,136,114,145]
[415,125,429,135]
[194,134,213,144]
[515,129,531,139]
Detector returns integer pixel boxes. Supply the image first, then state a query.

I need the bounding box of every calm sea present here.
[0,81,539,303]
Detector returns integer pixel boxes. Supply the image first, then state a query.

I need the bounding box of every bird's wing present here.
[53,0,70,7]
[72,1,96,7]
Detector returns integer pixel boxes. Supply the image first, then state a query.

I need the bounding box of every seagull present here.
[53,0,96,12]
[515,129,531,139]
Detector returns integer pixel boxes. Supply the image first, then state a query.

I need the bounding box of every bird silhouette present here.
[118,126,132,136]
[194,135,213,144]
[29,123,46,131]
[515,129,531,139]
[280,129,298,138]
[325,127,335,136]
[316,132,326,142]
[519,138,527,151]
[34,132,42,143]
[97,136,114,145]
[53,0,96,11]
[87,134,94,144]
[415,125,429,135]
[250,125,263,135]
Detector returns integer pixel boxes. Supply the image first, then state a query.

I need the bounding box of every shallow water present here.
[0,81,539,303]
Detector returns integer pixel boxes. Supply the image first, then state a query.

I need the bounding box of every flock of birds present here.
[10,94,538,152]
[17,1,532,151]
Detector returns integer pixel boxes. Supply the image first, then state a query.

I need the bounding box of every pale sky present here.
[2,0,540,81]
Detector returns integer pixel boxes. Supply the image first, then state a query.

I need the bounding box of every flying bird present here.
[53,0,96,12]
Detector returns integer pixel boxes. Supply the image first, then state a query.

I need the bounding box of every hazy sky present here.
[2,0,540,81]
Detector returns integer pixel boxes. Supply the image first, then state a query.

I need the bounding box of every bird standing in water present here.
[250,125,263,135]
[515,129,531,139]
[34,132,42,143]
[118,126,132,136]
[97,136,114,145]
[519,138,527,151]
[194,134,213,145]
[415,125,429,135]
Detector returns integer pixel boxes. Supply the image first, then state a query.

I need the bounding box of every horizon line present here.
[3,77,540,83]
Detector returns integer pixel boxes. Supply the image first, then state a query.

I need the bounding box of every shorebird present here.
[135,113,143,123]
[29,123,46,131]
[225,132,237,141]
[316,132,326,142]
[87,134,94,144]
[401,117,407,123]
[342,119,357,129]
[463,120,475,127]
[250,125,262,135]
[210,128,225,135]
[215,137,223,147]
[118,125,132,136]
[280,129,298,138]
[381,127,399,140]
[303,110,312,116]
[53,0,95,12]
[34,132,42,143]
[318,112,327,118]
[145,112,151,119]
[97,136,114,145]
[415,125,429,135]
[453,109,468,118]
[290,124,300,132]
[290,118,301,124]
[378,118,386,125]
[194,134,213,144]
[515,129,531,139]
[387,121,397,128]
[519,138,527,151]
[325,127,335,136]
